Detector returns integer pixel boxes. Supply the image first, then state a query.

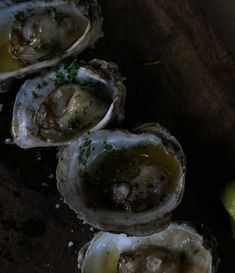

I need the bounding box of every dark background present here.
[1,0,235,272]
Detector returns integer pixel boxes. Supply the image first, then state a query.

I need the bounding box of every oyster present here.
[12,59,126,148]
[57,123,186,235]
[0,0,103,81]
[77,223,218,273]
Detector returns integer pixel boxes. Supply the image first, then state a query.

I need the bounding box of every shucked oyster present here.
[77,223,218,273]
[57,123,186,235]
[0,0,102,81]
[12,59,126,148]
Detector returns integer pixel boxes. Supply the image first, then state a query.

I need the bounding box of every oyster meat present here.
[57,123,186,235]
[78,223,218,273]
[12,59,126,148]
[0,0,103,81]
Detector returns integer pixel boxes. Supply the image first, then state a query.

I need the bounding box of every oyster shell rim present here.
[56,123,186,236]
[77,222,219,273]
[11,59,126,148]
[0,0,103,81]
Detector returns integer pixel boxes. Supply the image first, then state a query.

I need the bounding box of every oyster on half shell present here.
[57,123,186,235]
[12,59,126,148]
[0,0,103,81]
[77,223,218,273]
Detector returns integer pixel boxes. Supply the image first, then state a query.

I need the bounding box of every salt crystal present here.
[35,152,42,161]
[68,241,74,248]
[4,138,14,145]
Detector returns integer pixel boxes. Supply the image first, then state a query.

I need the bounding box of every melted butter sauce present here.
[83,227,211,273]
[0,37,23,72]
[82,144,181,212]
[84,246,119,273]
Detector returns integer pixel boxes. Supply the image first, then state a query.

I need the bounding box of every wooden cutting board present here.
[0,0,235,272]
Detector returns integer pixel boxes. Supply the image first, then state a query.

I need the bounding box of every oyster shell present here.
[57,123,186,235]
[77,223,218,273]
[0,0,103,81]
[12,59,126,148]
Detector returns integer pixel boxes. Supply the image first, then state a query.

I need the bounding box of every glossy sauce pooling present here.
[0,37,22,72]
[81,143,181,212]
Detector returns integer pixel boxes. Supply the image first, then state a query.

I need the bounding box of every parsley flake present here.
[36,81,48,90]
[103,141,113,150]
[49,7,65,25]
[128,160,140,179]
[78,140,93,166]
[54,62,80,88]
[14,11,25,23]
[38,40,64,59]
[68,113,80,129]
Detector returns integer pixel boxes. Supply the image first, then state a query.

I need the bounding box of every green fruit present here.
[222,180,235,220]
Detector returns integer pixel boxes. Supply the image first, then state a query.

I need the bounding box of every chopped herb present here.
[36,81,48,90]
[128,160,140,179]
[65,62,80,82]
[38,40,64,59]
[54,70,67,87]
[105,143,113,150]
[26,8,34,14]
[32,91,41,100]
[49,7,65,25]
[79,82,98,91]
[79,170,91,180]
[192,249,199,255]
[54,62,80,88]
[68,113,80,129]
[26,108,35,117]
[78,140,92,166]
[14,11,25,23]
[103,141,113,150]
[79,81,108,102]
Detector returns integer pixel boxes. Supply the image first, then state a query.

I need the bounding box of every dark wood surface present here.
[1,0,235,272]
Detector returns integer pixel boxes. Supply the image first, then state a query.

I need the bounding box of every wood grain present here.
[1,0,235,272]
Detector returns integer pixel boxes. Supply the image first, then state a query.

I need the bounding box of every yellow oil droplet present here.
[0,37,22,72]
[85,247,119,273]
[103,250,119,273]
